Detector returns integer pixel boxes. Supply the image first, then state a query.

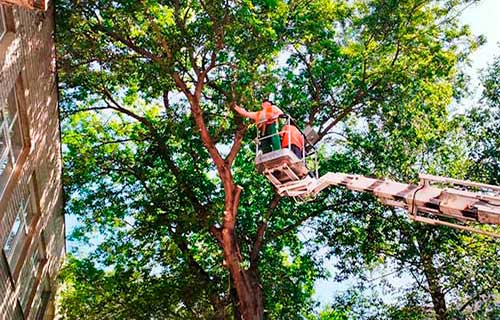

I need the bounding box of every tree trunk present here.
[420,251,448,320]
[221,226,264,319]
[221,186,264,320]
[186,85,265,319]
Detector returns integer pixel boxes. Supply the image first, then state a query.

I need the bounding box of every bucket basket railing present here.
[254,115,319,179]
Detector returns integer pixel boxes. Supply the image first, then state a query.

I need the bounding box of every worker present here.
[233,99,284,153]
[280,122,305,159]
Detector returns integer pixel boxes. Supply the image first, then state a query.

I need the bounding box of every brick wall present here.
[0,1,48,11]
[0,2,64,320]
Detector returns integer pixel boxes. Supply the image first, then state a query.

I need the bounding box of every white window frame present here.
[0,87,23,196]
[4,198,29,269]
[3,176,39,276]
[3,90,20,165]
[0,5,6,41]
[0,105,10,176]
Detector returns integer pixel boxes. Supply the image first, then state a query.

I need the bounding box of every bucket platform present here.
[255,149,317,198]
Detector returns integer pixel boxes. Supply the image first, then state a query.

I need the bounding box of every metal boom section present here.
[313,173,500,236]
[255,152,500,238]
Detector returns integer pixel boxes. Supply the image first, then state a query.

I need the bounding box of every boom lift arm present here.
[312,173,500,237]
[254,118,500,238]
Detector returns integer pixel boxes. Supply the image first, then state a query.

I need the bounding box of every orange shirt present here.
[280,125,304,150]
[234,104,284,132]
[254,105,283,125]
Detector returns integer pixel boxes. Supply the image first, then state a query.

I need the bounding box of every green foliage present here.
[58,255,199,319]
[312,53,500,320]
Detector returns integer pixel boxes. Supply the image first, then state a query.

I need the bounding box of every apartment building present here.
[0,0,64,319]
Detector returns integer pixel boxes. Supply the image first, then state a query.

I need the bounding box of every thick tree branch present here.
[99,87,223,254]
[226,124,248,166]
[250,194,281,266]
[145,17,226,173]
[189,93,226,173]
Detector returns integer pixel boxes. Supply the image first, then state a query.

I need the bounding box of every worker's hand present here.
[233,104,245,115]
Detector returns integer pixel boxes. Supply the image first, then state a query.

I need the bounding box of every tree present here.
[57,0,484,318]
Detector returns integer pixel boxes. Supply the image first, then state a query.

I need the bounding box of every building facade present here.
[0,1,64,319]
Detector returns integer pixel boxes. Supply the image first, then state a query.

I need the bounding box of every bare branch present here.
[102,88,154,132]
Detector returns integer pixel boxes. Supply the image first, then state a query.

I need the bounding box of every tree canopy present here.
[56,0,499,319]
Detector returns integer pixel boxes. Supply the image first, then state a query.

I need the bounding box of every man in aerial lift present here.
[280,120,305,159]
[234,99,284,153]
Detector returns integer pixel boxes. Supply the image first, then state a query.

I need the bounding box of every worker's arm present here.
[234,104,258,121]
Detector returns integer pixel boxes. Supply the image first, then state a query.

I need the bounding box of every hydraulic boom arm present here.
[278,171,500,237]
[314,173,500,225]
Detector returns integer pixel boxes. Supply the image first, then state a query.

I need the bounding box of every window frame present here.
[2,174,40,282]
[1,87,22,166]
[19,240,44,312]
[0,5,6,41]
[0,79,30,200]
[3,201,29,268]
[33,277,51,320]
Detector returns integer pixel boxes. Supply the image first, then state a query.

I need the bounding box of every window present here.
[0,88,24,195]
[3,178,38,274]
[4,213,24,263]
[0,5,6,41]
[32,277,51,320]
[19,241,44,311]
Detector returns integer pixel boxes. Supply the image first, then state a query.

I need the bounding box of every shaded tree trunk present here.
[220,185,264,320]
[420,250,448,320]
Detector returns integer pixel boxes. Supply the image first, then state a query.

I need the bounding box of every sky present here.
[461,0,500,85]
[313,0,500,307]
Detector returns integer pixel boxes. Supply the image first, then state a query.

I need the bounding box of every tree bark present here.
[420,250,448,320]
[220,184,264,320]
